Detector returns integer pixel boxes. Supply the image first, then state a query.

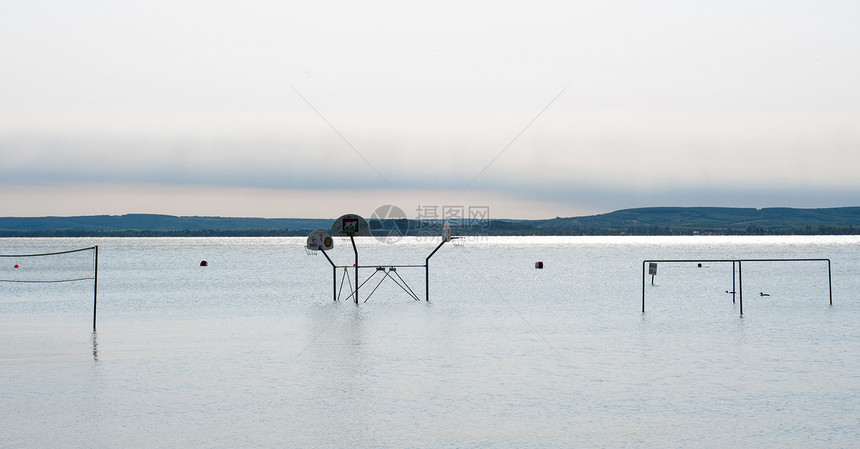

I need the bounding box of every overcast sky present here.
[2,1,858,219]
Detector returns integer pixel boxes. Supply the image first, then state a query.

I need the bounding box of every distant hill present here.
[527,207,860,234]
[0,207,858,236]
[0,214,332,236]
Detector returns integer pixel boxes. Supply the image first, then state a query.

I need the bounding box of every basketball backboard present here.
[331,214,370,236]
[306,229,334,251]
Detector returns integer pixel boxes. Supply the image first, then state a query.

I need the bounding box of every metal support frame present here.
[641,258,832,316]
[319,239,449,304]
[320,237,361,304]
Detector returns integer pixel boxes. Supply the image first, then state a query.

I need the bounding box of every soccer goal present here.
[641,257,832,316]
[1,246,99,329]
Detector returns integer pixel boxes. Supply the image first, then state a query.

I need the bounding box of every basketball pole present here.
[350,235,359,304]
[320,249,337,301]
[425,239,447,302]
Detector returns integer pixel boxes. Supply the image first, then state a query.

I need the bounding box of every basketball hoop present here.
[306,229,334,255]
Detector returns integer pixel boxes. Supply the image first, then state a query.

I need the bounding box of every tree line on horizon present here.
[1,223,857,238]
[1,207,858,237]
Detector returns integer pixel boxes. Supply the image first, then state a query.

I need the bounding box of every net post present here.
[93,246,98,331]
[827,259,832,305]
[641,261,646,313]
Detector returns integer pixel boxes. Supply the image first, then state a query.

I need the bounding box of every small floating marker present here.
[697,263,702,267]
[535,261,543,269]
[14,264,19,268]
[200,260,208,267]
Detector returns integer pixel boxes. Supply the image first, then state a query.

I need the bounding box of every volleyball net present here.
[0,246,99,329]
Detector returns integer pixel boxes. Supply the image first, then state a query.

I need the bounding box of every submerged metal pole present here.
[738,261,743,316]
[641,261,646,313]
[425,240,447,302]
[732,260,736,304]
[351,235,359,304]
[93,246,98,331]
[320,249,337,301]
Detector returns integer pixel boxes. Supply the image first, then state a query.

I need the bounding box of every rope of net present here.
[0,247,96,258]
[0,276,95,283]
[1,247,97,283]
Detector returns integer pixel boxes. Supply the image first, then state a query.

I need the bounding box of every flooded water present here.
[1,236,858,448]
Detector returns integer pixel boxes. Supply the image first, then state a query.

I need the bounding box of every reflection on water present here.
[91,330,98,361]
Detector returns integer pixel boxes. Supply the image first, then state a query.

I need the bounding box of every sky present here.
[1,1,858,219]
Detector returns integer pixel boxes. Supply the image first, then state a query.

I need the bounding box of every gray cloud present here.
[2,1,859,216]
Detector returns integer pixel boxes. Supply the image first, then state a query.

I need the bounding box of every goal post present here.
[1,246,99,329]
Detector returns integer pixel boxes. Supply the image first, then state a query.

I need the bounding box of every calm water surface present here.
[1,236,858,448]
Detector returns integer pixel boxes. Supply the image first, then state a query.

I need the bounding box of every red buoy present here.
[14,264,19,268]
[200,260,208,267]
